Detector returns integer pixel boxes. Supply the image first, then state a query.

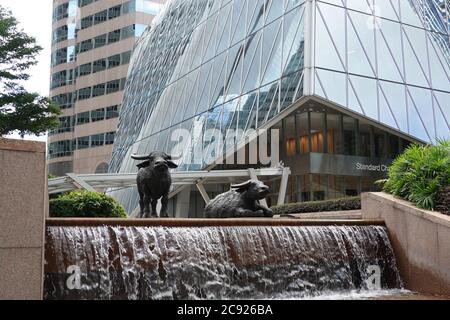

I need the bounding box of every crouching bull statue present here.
[204,180,274,218]
[131,152,180,218]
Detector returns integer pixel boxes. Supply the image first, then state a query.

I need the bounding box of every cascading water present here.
[44,225,404,300]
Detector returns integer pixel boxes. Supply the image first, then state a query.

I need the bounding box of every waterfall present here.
[44,225,403,300]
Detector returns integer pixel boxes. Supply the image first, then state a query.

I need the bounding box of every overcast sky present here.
[1,0,52,142]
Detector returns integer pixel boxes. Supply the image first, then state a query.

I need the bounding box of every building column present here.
[175,187,191,218]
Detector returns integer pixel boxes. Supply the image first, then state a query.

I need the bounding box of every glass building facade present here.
[109,0,450,215]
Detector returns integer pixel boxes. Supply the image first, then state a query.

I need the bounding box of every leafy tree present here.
[0,6,60,137]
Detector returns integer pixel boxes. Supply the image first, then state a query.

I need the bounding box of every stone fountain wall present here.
[362,192,450,296]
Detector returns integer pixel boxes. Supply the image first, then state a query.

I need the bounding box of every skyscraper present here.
[109,0,449,215]
[48,0,166,176]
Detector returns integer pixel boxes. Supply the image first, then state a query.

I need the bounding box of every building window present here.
[77,136,90,150]
[91,108,105,122]
[105,132,115,145]
[49,140,73,159]
[53,2,69,21]
[49,116,74,135]
[108,30,121,43]
[310,112,324,153]
[121,51,131,64]
[78,63,92,77]
[283,115,297,157]
[374,129,386,158]
[326,113,341,154]
[343,116,356,156]
[106,105,119,119]
[109,5,122,19]
[76,111,90,125]
[51,70,68,89]
[79,0,95,7]
[108,54,121,68]
[359,122,372,157]
[81,16,93,29]
[52,48,68,66]
[106,80,120,94]
[93,59,107,73]
[92,83,106,97]
[53,26,69,43]
[94,34,107,48]
[94,10,108,25]
[52,93,73,110]
[123,0,135,14]
[78,87,91,100]
[91,133,105,147]
[79,39,93,53]
[120,78,126,90]
[121,25,135,39]
[296,112,309,153]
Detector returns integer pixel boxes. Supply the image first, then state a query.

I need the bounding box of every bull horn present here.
[168,154,182,160]
[131,154,149,160]
[231,180,253,189]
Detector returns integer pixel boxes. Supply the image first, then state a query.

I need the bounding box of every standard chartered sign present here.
[355,163,388,172]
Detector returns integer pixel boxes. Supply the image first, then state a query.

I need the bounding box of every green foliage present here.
[0,6,60,137]
[271,196,361,215]
[436,186,450,216]
[380,140,450,210]
[49,191,127,218]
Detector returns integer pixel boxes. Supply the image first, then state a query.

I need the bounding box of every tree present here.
[0,6,60,137]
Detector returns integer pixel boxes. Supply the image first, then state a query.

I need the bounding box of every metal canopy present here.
[49,167,291,206]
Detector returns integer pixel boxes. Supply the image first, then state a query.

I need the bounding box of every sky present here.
[1,0,53,142]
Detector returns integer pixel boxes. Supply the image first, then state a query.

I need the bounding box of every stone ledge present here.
[274,210,362,220]
[363,192,450,228]
[0,137,46,153]
[46,218,385,227]
[362,192,450,296]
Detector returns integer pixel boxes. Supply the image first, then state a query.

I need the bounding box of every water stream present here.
[44,225,403,300]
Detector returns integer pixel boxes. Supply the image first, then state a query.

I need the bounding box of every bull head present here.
[131,151,180,170]
[231,179,270,199]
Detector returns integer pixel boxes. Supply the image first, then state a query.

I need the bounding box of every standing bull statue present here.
[131,151,179,218]
[204,180,274,218]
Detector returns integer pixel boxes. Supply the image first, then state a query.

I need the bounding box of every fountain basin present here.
[44,218,403,300]
[46,218,385,227]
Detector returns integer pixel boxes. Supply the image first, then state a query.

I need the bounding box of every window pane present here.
[108,29,121,43]
[91,133,105,147]
[106,80,120,94]
[94,10,108,24]
[109,5,122,19]
[296,112,309,153]
[93,59,107,73]
[94,34,107,48]
[343,116,356,155]
[77,137,90,150]
[310,111,324,153]
[283,114,296,157]
[78,63,92,76]
[106,105,119,119]
[326,113,341,154]
[105,132,115,145]
[92,83,106,97]
[91,108,105,122]
[108,54,121,68]
[77,111,90,125]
